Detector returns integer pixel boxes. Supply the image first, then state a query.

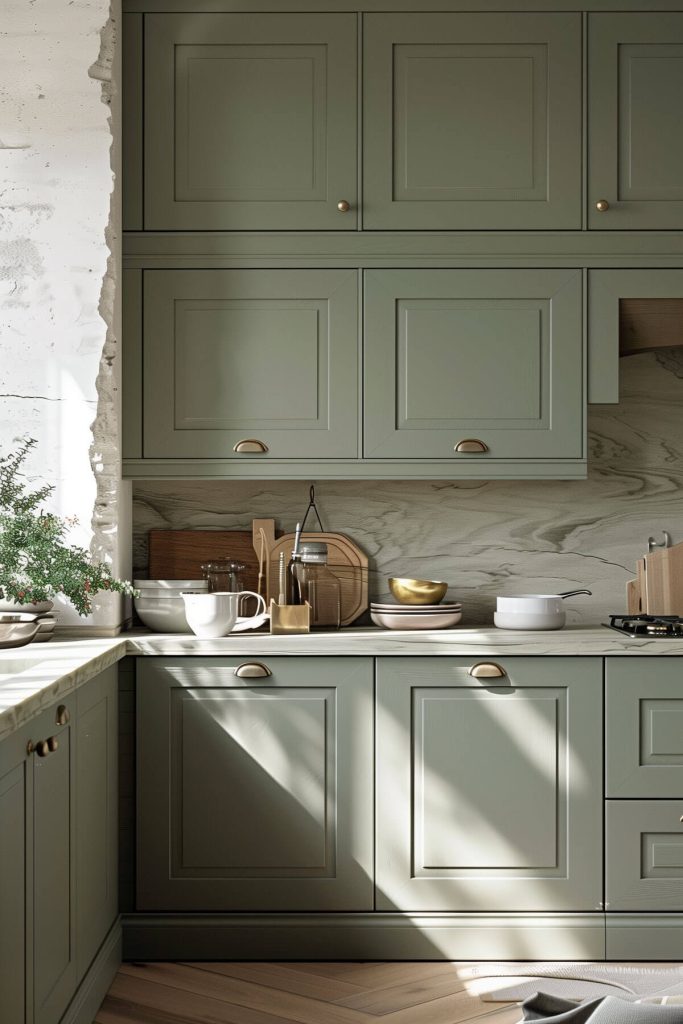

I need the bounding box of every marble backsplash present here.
[133,350,683,626]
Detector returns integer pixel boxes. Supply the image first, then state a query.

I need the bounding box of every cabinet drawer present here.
[142,269,359,460]
[606,658,683,798]
[607,801,683,912]
[364,269,584,462]
[136,657,373,911]
[376,657,602,912]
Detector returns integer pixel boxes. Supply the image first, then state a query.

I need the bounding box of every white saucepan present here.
[494,589,592,630]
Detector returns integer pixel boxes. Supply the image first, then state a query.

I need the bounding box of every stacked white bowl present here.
[370,601,463,630]
[134,579,208,633]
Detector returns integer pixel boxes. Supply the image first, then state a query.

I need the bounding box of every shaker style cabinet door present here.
[144,14,357,230]
[363,13,581,230]
[376,657,603,912]
[143,269,359,460]
[364,269,583,462]
[136,657,374,911]
[589,14,683,229]
[0,735,28,1024]
[607,801,683,911]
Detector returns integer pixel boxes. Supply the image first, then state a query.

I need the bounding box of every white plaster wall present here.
[0,0,130,628]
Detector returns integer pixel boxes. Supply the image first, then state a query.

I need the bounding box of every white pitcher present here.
[181,591,266,638]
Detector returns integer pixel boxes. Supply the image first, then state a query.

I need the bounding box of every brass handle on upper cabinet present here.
[455,438,489,453]
[234,662,272,679]
[233,439,269,454]
[56,705,70,726]
[47,735,59,753]
[469,662,507,679]
[337,200,351,213]
[595,199,610,212]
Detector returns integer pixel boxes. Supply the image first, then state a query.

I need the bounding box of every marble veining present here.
[133,351,683,627]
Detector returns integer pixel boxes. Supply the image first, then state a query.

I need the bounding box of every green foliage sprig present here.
[0,438,137,616]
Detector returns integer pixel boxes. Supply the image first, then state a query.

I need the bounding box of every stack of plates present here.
[0,611,56,646]
[370,601,463,631]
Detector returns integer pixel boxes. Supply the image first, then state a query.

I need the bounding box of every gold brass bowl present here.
[388,577,448,605]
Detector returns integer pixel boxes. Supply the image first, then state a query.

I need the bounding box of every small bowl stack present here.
[370,577,462,630]
[134,579,208,633]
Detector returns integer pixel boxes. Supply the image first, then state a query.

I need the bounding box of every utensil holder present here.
[269,600,311,634]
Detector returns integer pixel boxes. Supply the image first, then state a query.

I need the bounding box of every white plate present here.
[134,579,207,590]
[371,609,463,630]
[371,602,462,612]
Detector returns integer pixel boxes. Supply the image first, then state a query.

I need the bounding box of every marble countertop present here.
[1,624,681,741]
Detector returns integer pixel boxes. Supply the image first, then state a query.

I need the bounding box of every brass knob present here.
[455,438,489,453]
[679,815,683,823]
[233,439,269,454]
[234,662,272,679]
[35,740,50,758]
[469,662,507,679]
[56,705,70,726]
[26,740,34,756]
[595,199,610,212]
[337,200,351,213]
[47,735,59,753]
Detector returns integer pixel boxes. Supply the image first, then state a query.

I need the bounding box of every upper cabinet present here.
[589,14,683,230]
[143,13,358,230]
[363,13,582,230]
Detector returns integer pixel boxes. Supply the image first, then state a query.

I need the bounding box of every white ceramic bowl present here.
[134,579,207,591]
[134,593,202,633]
[371,601,462,612]
[371,608,462,630]
[494,609,565,631]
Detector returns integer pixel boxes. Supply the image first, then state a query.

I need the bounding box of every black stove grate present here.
[606,614,683,638]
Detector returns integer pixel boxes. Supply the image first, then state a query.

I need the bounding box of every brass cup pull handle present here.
[469,662,507,679]
[234,661,272,679]
[679,815,683,824]
[56,705,70,726]
[337,199,351,213]
[47,735,59,753]
[455,438,489,454]
[595,199,610,212]
[233,439,269,454]
[35,740,50,758]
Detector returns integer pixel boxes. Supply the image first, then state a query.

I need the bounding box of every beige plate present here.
[0,622,40,649]
[372,601,461,612]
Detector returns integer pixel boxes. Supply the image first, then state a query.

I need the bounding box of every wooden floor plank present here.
[337,970,469,1014]
[186,963,366,1002]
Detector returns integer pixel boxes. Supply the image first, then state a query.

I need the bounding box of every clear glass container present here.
[201,559,246,594]
[294,542,341,629]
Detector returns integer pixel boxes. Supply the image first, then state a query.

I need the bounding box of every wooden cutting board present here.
[252,519,368,626]
[148,530,261,591]
[643,541,683,615]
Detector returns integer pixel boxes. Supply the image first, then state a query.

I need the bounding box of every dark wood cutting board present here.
[148,530,261,591]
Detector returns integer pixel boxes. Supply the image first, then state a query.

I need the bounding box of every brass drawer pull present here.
[234,662,272,679]
[469,662,507,679]
[56,705,70,726]
[337,199,351,213]
[455,438,489,454]
[233,439,269,454]
[47,735,59,753]
[595,199,610,212]
[35,739,50,758]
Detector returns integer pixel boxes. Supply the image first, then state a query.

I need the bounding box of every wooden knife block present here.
[628,542,683,615]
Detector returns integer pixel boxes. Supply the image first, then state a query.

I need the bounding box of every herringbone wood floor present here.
[96,962,522,1024]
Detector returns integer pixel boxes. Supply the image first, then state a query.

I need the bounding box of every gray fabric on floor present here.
[461,964,683,1003]
[521,994,683,1024]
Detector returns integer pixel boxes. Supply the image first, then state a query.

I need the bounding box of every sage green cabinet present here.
[589,14,683,230]
[376,657,603,912]
[364,269,584,462]
[75,666,118,979]
[606,658,683,799]
[142,269,359,460]
[144,13,357,231]
[136,657,374,911]
[0,730,29,1024]
[607,801,683,912]
[363,13,581,230]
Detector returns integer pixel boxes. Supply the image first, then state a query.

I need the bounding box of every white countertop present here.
[0,624,680,741]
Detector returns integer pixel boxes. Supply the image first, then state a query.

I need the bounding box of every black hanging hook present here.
[300,483,325,533]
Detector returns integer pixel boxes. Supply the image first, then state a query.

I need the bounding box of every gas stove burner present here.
[606,614,683,638]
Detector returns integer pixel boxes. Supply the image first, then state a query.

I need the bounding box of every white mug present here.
[181,591,266,638]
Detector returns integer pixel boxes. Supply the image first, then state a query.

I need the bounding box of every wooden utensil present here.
[626,578,641,614]
[253,518,368,626]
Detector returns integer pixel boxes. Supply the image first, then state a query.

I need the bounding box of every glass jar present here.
[201,560,246,594]
[295,542,341,629]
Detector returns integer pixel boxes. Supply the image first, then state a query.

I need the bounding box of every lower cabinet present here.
[376,656,603,912]
[0,666,118,1024]
[136,656,374,911]
[607,800,683,912]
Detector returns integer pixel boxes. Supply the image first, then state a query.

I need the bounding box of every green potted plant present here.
[0,438,136,616]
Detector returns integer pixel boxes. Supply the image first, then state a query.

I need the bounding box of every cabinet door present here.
[137,657,374,911]
[145,14,357,230]
[143,269,359,460]
[607,801,683,911]
[76,667,118,978]
[376,657,603,912]
[0,734,29,1024]
[589,14,683,229]
[32,700,76,1024]
[364,269,583,461]
[606,659,683,798]
[363,13,581,230]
